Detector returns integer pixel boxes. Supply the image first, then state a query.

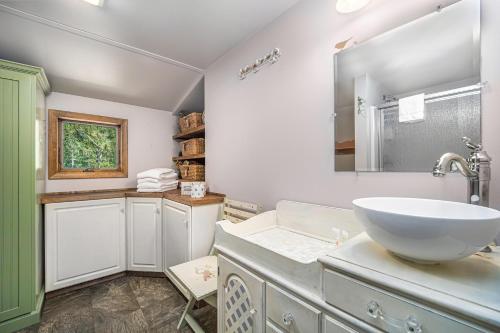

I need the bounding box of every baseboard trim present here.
[45,271,167,299]
[0,287,44,333]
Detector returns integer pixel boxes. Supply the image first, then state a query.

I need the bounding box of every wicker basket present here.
[178,164,205,181]
[179,112,204,132]
[181,138,205,156]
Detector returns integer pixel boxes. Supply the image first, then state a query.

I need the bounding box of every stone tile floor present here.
[17,276,217,333]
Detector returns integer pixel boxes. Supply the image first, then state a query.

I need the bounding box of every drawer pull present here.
[366,301,422,333]
[282,312,294,326]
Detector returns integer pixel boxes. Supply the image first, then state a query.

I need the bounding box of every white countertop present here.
[320,233,500,329]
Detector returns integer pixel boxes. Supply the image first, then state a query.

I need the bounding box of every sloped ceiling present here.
[0,0,301,110]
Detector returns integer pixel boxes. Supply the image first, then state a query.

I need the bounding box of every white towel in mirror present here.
[398,94,425,123]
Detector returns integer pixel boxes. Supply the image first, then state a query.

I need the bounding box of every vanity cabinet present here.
[126,198,163,272]
[45,198,126,292]
[323,269,484,333]
[218,255,265,333]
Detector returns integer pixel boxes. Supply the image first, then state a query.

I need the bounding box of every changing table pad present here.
[245,226,340,263]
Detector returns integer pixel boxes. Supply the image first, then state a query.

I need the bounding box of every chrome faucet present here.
[432,137,491,207]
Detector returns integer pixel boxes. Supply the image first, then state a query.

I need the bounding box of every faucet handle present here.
[462,137,482,152]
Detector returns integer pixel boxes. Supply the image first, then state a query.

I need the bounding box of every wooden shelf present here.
[173,125,205,140]
[335,140,355,155]
[172,154,205,161]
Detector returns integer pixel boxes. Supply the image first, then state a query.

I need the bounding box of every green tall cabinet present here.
[0,60,50,333]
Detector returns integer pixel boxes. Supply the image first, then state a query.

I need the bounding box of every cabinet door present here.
[0,71,32,321]
[127,198,162,272]
[218,255,265,333]
[163,200,191,269]
[45,198,126,292]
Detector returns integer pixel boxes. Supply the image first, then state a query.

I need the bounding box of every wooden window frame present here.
[48,109,128,179]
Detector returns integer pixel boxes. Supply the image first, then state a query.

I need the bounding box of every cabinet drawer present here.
[323,269,484,333]
[324,315,366,333]
[266,283,321,333]
[267,320,286,333]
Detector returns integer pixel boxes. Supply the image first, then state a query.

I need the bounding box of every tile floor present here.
[17,276,217,333]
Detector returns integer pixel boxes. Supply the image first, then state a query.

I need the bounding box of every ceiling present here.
[335,0,480,110]
[0,0,301,110]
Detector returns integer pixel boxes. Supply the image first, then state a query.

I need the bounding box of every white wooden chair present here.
[168,198,262,333]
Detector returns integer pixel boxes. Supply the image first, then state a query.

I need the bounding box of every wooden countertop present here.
[39,188,225,206]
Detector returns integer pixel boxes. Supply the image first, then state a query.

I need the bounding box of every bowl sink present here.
[352,197,500,263]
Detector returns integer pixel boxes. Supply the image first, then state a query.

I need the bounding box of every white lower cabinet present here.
[127,197,163,272]
[218,255,266,333]
[216,255,377,333]
[163,199,190,268]
[162,199,221,269]
[45,198,126,292]
[45,196,221,292]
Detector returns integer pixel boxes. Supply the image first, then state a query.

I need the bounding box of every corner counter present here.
[41,188,225,293]
[39,188,225,206]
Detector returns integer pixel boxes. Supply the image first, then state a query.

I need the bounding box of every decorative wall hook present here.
[239,48,281,80]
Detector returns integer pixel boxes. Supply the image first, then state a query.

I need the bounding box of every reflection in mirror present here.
[334,0,481,172]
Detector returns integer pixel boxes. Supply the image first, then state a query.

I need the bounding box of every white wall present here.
[205,0,500,210]
[45,92,176,192]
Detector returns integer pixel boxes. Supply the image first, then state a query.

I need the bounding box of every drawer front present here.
[323,269,484,333]
[266,283,321,333]
[267,320,286,333]
[324,315,359,333]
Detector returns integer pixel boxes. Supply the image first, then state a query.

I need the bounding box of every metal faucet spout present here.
[432,137,491,208]
[432,153,478,178]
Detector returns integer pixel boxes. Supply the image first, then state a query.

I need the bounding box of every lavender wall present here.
[205,0,500,210]
[45,92,176,192]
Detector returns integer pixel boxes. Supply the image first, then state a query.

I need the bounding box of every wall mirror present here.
[334,0,481,172]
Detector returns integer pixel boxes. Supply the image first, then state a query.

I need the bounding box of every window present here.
[48,109,128,179]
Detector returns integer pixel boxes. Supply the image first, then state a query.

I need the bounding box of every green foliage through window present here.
[61,121,118,170]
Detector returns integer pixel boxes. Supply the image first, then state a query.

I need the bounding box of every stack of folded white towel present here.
[137,168,178,192]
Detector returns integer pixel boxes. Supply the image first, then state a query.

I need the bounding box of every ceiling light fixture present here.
[336,0,371,14]
[82,0,104,7]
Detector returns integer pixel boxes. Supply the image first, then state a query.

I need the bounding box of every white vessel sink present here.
[352,197,500,263]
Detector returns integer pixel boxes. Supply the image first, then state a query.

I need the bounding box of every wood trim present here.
[48,109,128,179]
[39,188,226,206]
[0,59,50,94]
[172,154,205,161]
[173,125,205,140]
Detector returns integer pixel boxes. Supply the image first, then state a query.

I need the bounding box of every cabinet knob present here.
[120,208,125,214]
[282,312,294,326]
[366,300,380,319]
[249,308,257,316]
[405,316,422,333]
[156,208,161,214]
[366,300,422,333]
